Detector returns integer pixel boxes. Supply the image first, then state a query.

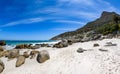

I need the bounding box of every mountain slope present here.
[51,11,120,40]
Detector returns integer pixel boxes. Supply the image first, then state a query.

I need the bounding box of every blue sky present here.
[0,0,120,40]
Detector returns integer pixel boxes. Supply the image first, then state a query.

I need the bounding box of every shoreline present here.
[1,38,120,74]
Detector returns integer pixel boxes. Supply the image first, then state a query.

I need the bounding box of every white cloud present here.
[32,0,119,23]
[52,28,77,31]
[1,0,119,28]
[53,20,86,25]
[0,17,45,27]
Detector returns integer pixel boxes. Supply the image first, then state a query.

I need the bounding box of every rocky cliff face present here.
[51,11,120,40]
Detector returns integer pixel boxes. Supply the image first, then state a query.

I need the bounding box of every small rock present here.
[36,50,50,63]
[0,46,4,52]
[16,55,25,67]
[67,40,73,45]
[93,43,99,47]
[77,48,86,53]
[0,59,4,73]
[105,42,117,46]
[30,50,39,59]
[99,49,108,52]
[23,51,29,58]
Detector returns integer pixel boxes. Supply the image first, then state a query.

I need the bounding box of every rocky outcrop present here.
[36,50,50,63]
[0,41,6,46]
[15,44,42,49]
[15,44,29,49]
[16,55,25,67]
[51,11,120,41]
[0,59,4,73]
[53,40,69,48]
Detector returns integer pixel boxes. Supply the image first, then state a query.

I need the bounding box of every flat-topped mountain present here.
[51,11,120,40]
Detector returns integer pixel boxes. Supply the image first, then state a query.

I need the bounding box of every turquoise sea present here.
[4,40,56,46]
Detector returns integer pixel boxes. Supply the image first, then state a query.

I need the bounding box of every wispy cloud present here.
[52,28,77,31]
[53,20,86,25]
[34,0,119,21]
[0,0,119,29]
[0,17,45,27]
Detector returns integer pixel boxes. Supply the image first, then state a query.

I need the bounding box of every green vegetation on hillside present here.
[96,23,120,35]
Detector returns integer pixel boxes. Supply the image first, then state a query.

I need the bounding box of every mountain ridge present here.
[51,11,120,40]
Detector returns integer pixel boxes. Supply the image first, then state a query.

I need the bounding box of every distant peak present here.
[101,11,117,17]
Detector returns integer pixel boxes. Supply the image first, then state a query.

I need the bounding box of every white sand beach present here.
[1,38,120,74]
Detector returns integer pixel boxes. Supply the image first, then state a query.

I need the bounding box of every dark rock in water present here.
[36,50,50,63]
[16,55,25,67]
[0,59,4,73]
[30,50,39,59]
[0,41,6,46]
[7,49,19,60]
[93,43,99,47]
[23,51,29,58]
[77,48,87,53]
[0,46,4,52]
[99,49,108,52]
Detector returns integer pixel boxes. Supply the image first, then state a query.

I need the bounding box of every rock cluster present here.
[53,40,73,48]
[15,44,50,49]
[0,48,50,73]
[15,44,32,49]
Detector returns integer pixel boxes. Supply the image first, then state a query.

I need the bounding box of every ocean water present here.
[2,40,59,50]
[5,40,57,46]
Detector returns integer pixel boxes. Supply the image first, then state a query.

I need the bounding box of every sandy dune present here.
[1,38,120,74]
